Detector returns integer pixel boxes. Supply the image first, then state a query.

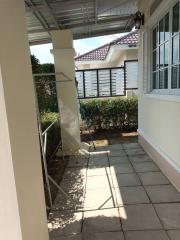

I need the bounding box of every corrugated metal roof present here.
[25,0,138,45]
[75,30,138,61]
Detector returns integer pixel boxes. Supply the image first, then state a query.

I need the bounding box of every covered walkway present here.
[48,143,180,240]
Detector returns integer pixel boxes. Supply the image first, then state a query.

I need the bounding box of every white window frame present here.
[149,0,180,96]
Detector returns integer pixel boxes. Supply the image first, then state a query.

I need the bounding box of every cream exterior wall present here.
[76,48,138,70]
[138,0,180,173]
[0,1,49,240]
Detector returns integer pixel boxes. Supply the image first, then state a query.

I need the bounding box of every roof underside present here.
[25,0,138,45]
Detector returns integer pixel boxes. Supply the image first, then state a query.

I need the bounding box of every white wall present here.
[76,48,138,70]
[138,0,180,187]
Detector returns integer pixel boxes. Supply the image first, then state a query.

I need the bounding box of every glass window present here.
[159,18,164,44]
[172,34,179,64]
[152,13,169,90]
[165,13,169,41]
[171,65,178,88]
[172,3,179,34]
[152,2,180,92]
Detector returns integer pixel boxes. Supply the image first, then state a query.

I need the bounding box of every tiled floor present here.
[48,143,180,240]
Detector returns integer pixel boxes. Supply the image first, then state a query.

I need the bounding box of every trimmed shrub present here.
[80,97,138,131]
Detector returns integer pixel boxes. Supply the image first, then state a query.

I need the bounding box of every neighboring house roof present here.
[75,30,138,62]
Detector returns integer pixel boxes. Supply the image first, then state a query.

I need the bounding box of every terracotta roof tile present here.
[75,30,138,61]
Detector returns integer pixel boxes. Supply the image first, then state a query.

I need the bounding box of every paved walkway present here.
[48,143,180,240]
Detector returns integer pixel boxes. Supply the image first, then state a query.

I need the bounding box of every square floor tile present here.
[132,162,159,173]
[108,144,124,151]
[86,175,110,190]
[125,148,146,156]
[129,155,153,163]
[114,186,150,206]
[123,143,141,149]
[83,231,124,240]
[145,185,180,203]
[88,158,109,167]
[67,158,88,168]
[50,234,82,240]
[125,230,169,240]
[110,163,134,174]
[60,177,86,194]
[48,211,83,237]
[120,204,162,230]
[53,191,84,211]
[109,150,127,157]
[83,188,115,210]
[167,230,180,240]
[63,167,87,180]
[83,208,121,233]
[111,173,141,187]
[87,167,110,177]
[138,172,169,186]
[109,156,129,165]
[154,203,180,229]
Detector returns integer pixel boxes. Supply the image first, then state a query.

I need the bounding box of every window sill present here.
[144,93,180,103]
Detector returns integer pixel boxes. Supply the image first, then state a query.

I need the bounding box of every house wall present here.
[138,0,180,190]
[76,49,138,70]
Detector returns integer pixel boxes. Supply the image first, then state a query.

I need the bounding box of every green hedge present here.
[80,97,138,131]
[40,113,61,162]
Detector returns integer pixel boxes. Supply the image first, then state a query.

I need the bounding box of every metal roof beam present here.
[64,15,132,29]
[73,27,132,39]
[41,0,63,29]
[29,26,131,46]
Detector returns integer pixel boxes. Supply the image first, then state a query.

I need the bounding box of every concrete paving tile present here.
[125,230,169,240]
[125,148,146,156]
[86,175,110,190]
[53,191,84,211]
[48,211,83,237]
[107,144,124,151]
[138,172,170,186]
[67,157,88,168]
[83,208,121,233]
[132,162,159,173]
[110,163,134,174]
[63,167,87,180]
[123,143,142,149]
[50,233,82,240]
[88,158,109,167]
[83,188,115,210]
[129,154,153,163]
[82,231,124,240]
[109,150,127,157]
[111,173,141,187]
[167,230,180,240]
[87,166,110,177]
[114,186,150,206]
[60,176,86,194]
[154,203,180,229]
[109,156,129,165]
[120,204,162,230]
[145,185,180,203]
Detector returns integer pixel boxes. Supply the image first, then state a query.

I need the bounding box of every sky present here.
[30,33,126,64]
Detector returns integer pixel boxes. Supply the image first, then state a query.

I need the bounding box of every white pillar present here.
[0,1,49,240]
[51,30,81,155]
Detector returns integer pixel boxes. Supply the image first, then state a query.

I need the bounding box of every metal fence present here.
[76,67,125,98]
[76,60,138,99]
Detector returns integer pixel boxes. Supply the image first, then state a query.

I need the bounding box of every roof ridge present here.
[110,30,138,45]
[75,42,110,60]
[75,30,138,61]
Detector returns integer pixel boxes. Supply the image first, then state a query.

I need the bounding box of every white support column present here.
[51,30,81,155]
[0,1,49,240]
